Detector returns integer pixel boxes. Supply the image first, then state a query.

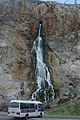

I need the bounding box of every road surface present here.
[0,112,80,120]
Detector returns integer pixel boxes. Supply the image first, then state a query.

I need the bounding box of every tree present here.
[64,0,77,4]
[64,0,68,4]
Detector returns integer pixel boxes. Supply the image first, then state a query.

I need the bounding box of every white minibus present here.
[8,100,44,119]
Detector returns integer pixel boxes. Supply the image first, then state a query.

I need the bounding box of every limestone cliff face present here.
[0,0,80,108]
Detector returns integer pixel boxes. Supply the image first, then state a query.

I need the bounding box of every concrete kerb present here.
[44,115,80,120]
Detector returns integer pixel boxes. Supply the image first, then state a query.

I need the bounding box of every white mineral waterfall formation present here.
[31,23,55,102]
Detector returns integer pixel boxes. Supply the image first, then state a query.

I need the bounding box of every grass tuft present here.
[45,100,80,117]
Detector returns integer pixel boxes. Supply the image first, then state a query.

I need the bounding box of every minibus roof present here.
[10,100,42,104]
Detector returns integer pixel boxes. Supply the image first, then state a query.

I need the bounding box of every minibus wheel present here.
[25,114,29,120]
[40,113,42,118]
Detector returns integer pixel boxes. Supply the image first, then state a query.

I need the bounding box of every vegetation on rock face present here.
[45,98,80,116]
[36,87,54,102]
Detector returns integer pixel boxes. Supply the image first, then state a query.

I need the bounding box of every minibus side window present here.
[20,103,29,109]
[36,105,37,110]
[30,104,35,109]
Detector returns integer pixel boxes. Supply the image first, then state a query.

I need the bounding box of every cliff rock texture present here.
[0,0,80,108]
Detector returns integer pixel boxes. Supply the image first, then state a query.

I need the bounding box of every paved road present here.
[0,116,80,120]
[0,112,80,120]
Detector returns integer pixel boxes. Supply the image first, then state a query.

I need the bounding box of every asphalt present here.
[0,112,80,120]
[0,111,8,116]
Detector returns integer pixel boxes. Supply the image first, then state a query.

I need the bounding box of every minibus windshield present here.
[9,102,19,108]
[38,104,44,111]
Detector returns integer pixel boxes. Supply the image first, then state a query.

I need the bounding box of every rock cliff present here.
[0,0,80,109]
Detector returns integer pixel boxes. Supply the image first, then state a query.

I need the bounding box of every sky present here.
[41,0,80,4]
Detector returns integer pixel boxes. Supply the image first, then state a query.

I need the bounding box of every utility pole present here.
[75,0,77,4]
